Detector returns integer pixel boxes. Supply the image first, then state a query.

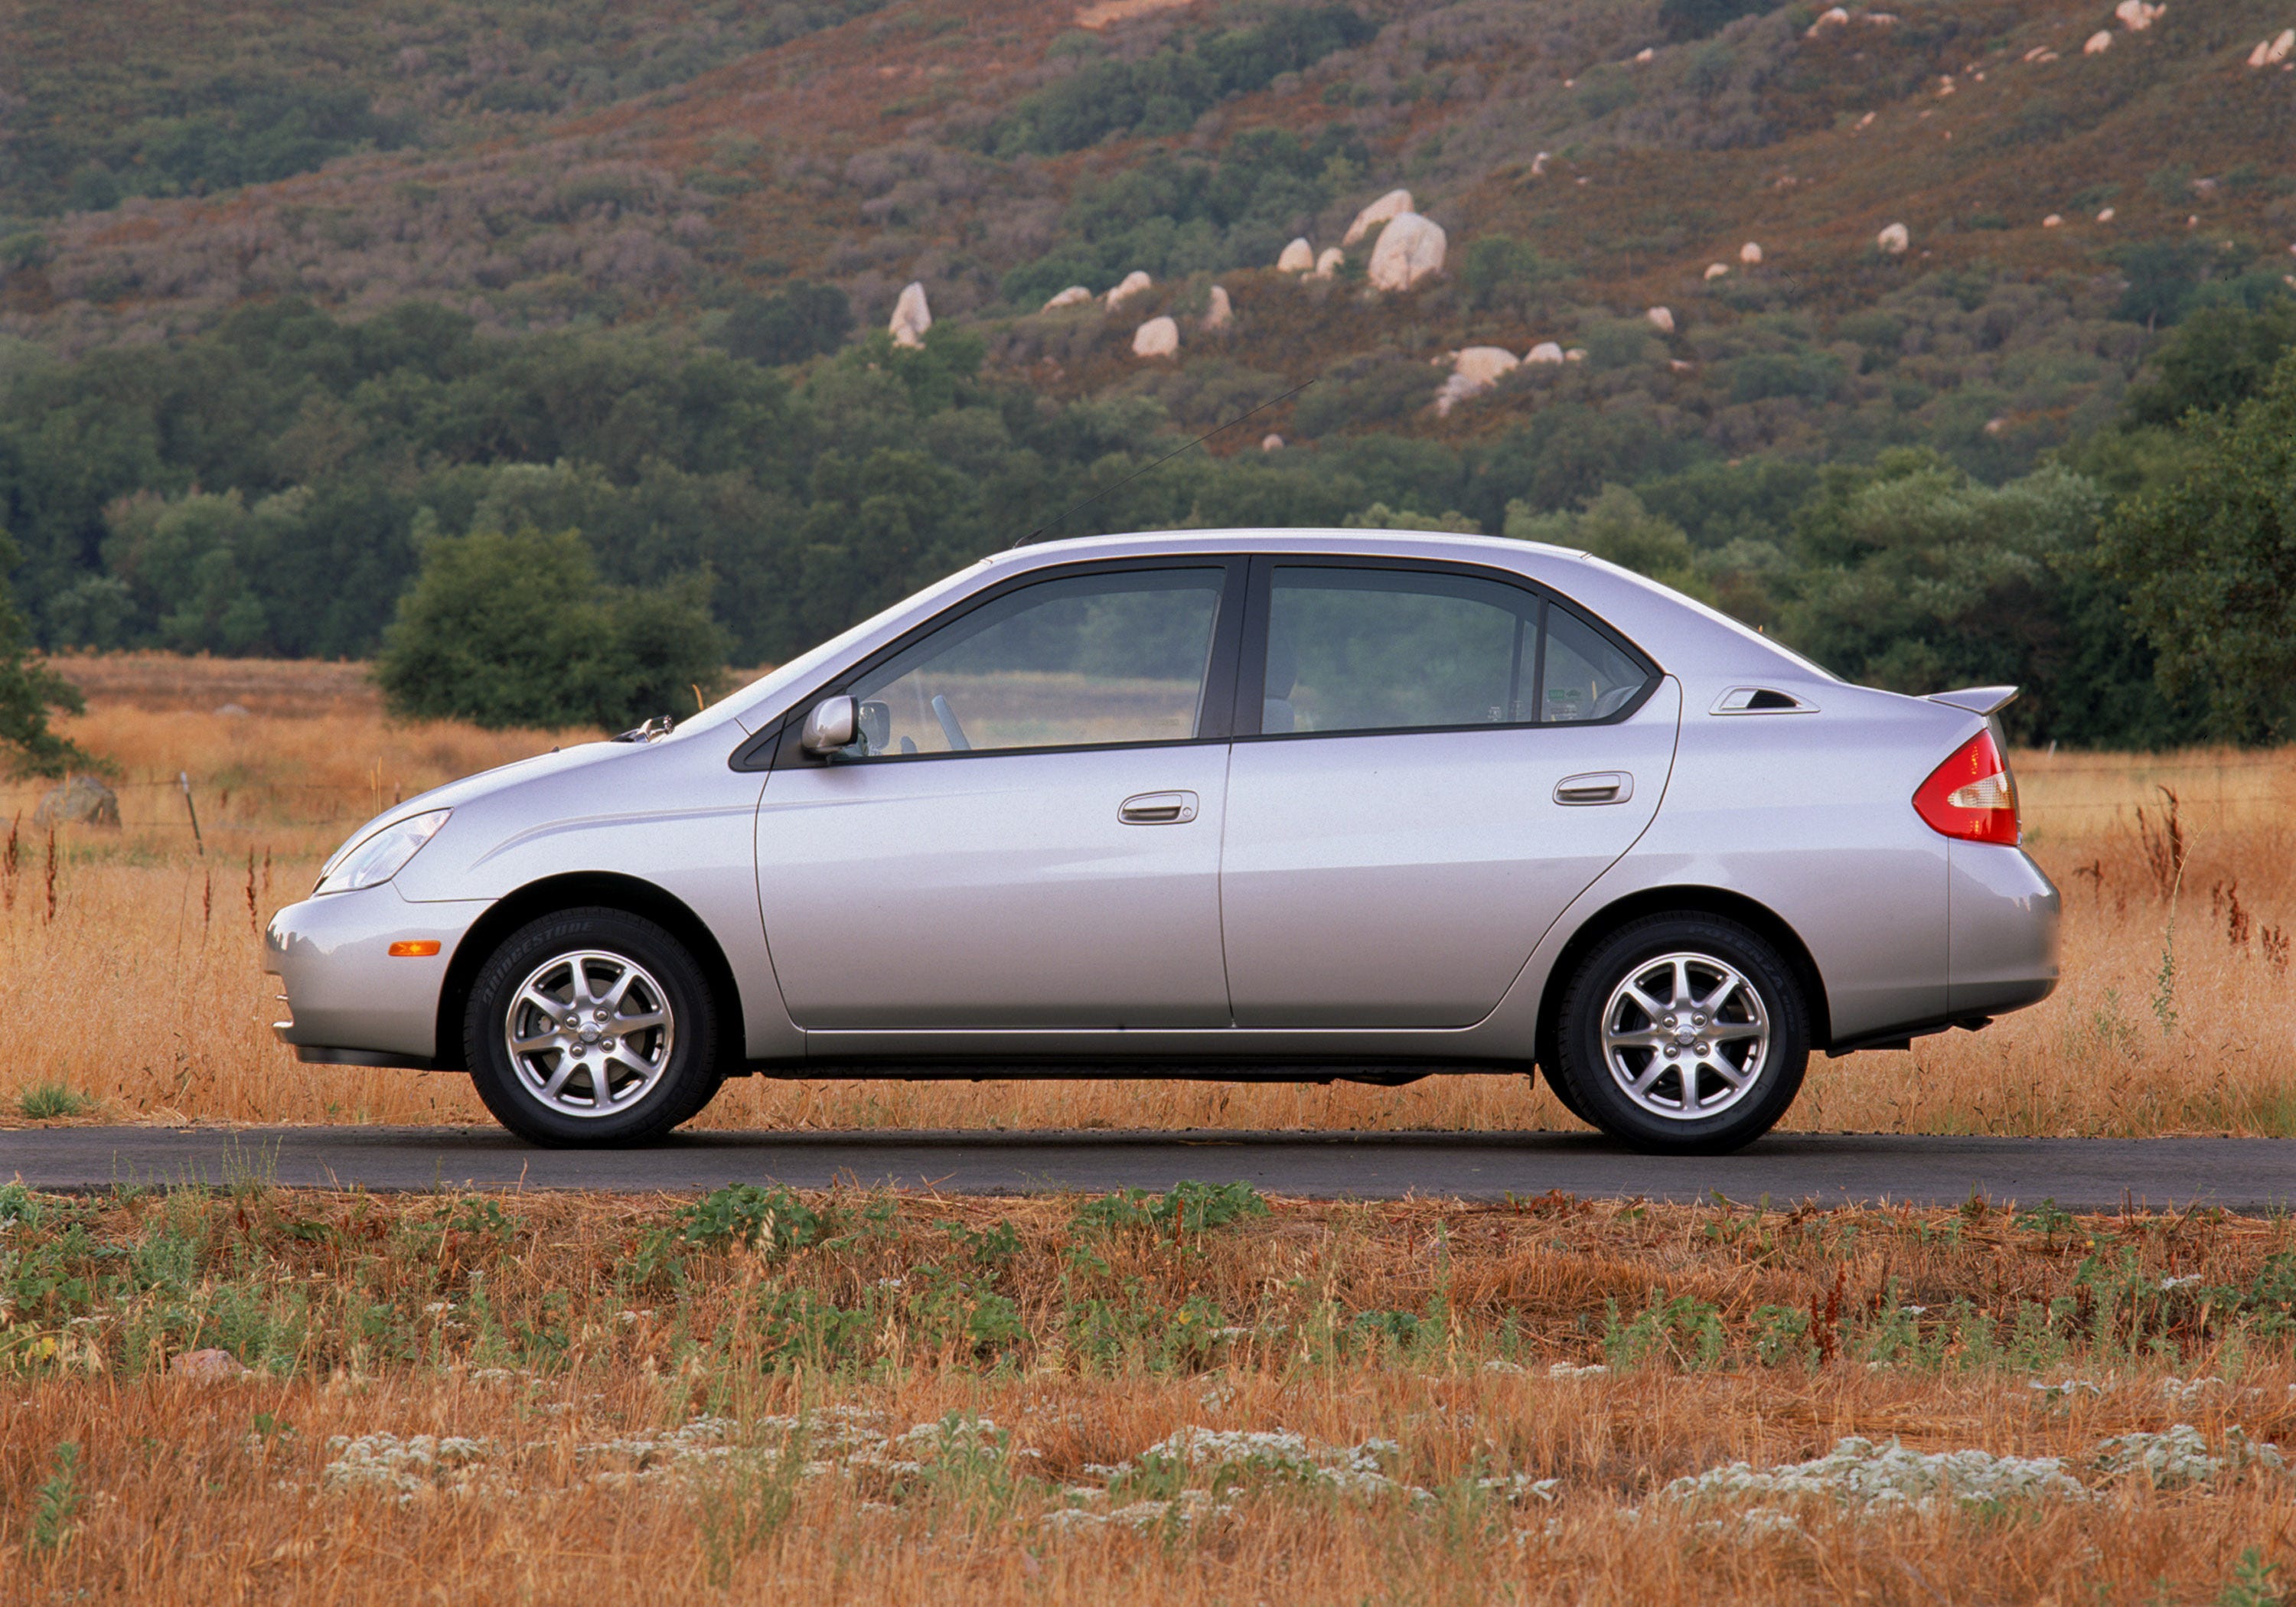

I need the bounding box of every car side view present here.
[266,530,2061,1153]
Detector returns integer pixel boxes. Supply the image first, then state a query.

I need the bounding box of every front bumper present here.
[265,885,492,1065]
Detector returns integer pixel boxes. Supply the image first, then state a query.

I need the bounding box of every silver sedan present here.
[266,530,2059,1152]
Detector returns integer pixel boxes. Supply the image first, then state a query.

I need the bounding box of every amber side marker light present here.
[387,940,442,957]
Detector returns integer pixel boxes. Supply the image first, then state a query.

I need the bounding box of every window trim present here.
[1231,555,1663,743]
[745,556,1250,771]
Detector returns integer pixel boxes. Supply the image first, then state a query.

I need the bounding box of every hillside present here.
[2,0,2294,742]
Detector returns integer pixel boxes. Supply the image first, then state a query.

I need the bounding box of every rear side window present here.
[1541,606,1650,723]
[1258,565,1651,737]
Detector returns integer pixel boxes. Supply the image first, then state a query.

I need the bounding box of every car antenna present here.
[1009,377,1316,549]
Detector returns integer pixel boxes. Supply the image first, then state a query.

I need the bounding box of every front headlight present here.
[315,809,451,895]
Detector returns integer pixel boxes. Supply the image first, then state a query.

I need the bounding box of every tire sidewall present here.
[1557,914,1808,1154]
[464,908,719,1146]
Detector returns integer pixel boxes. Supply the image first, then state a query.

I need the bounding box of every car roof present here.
[978,527,1587,572]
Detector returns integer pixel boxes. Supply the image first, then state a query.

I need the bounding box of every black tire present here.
[1551,913,1808,1155]
[464,908,723,1146]
[1535,1059,1602,1128]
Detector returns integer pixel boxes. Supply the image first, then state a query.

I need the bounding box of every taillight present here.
[1913,729,2020,845]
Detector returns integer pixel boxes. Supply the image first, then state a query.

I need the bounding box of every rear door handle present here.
[1554,772,1632,806]
[1119,790,1199,825]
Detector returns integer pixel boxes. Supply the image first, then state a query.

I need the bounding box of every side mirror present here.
[799,694,860,756]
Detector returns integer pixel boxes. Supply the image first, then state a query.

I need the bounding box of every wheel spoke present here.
[563,958,591,1009]
[612,1009,666,1035]
[599,966,638,1012]
[1668,958,1692,1012]
[540,1058,576,1100]
[517,984,565,1019]
[510,1030,559,1054]
[1621,984,1668,1024]
[1695,973,1741,1015]
[1708,1020,1764,1041]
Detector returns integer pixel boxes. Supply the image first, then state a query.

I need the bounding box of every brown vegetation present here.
[4,1182,2293,1602]
[2,656,2293,1136]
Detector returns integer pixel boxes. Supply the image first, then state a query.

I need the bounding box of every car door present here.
[755,559,1244,1031]
[1219,559,1680,1028]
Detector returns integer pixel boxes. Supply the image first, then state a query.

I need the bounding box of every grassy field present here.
[5,1180,2295,1602]
[2,653,2294,1136]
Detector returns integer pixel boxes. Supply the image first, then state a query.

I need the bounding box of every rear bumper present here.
[265,886,492,1064]
[1948,842,2061,1018]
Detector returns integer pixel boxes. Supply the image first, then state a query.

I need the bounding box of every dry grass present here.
[4,1182,2294,1602]
[3,656,2295,1136]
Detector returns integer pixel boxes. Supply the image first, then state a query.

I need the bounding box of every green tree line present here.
[1,292,2292,748]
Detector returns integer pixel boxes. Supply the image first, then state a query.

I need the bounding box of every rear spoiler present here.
[1927,686,2017,718]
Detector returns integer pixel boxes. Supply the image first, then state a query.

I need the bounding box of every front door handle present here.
[1119,790,1199,825]
[1554,772,1632,806]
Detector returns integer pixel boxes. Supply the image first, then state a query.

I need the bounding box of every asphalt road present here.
[3,1126,2294,1210]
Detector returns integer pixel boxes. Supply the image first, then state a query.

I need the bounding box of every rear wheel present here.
[1551,914,1808,1154]
[464,908,723,1146]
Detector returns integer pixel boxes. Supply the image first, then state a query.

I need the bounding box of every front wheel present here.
[464,908,723,1145]
[1551,914,1808,1154]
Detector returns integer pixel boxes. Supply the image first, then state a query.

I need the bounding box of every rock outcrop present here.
[1342,189,1414,247]
[1740,241,1763,264]
[889,282,931,348]
[1646,306,1675,334]
[1434,346,1521,416]
[2082,29,2112,54]
[34,774,119,830]
[1261,434,1285,451]
[1704,262,1730,280]
[1526,342,1566,364]
[1041,285,1092,311]
[1365,213,1446,291]
[1106,270,1152,308]
[1277,238,1315,272]
[1202,285,1233,329]
[1877,222,1910,255]
[1313,247,1344,279]
[1131,316,1179,358]
[2115,0,2164,28]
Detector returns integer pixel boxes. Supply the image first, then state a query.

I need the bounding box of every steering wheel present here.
[930,693,972,751]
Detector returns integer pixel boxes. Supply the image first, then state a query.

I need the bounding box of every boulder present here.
[2082,29,2112,54]
[1313,247,1344,279]
[1633,47,1655,63]
[34,774,119,830]
[1435,348,1521,418]
[2275,28,2296,64]
[1261,433,1285,451]
[1106,270,1152,308]
[215,702,249,718]
[1202,285,1233,330]
[889,282,931,348]
[1365,213,1446,291]
[1531,152,1551,176]
[1041,285,1093,311]
[1131,316,1179,358]
[2043,214,2063,227]
[1526,342,1566,364]
[1453,346,1521,386]
[2098,207,2116,222]
[1342,189,1415,247]
[1277,237,1316,272]
[1645,306,1675,334]
[2249,36,2272,67]
[2114,0,2163,28]
[1806,6,1849,34]
[1704,262,1730,280]
[1877,221,1910,255]
[1564,348,1587,363]
[1740,241,1763,264]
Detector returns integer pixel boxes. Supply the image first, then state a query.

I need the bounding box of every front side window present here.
[1257,565,1650,736]
[845,568,1225,756]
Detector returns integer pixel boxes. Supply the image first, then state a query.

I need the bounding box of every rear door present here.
[1218,559,1679,1028]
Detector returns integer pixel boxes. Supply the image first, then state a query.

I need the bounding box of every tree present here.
[2105,350,2296,740]
[0,533,86,775]
[375,526,730,732]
